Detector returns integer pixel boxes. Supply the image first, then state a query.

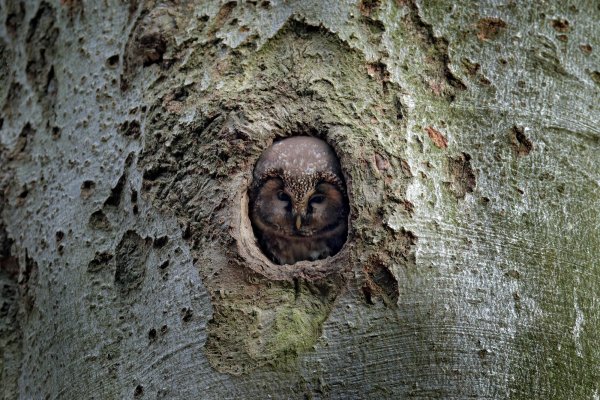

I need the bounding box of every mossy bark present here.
[0,0,599,398]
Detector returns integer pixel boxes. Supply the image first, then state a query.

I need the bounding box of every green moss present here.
[267,306,327,362]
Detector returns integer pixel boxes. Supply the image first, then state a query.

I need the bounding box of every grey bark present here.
[1,0,599,399]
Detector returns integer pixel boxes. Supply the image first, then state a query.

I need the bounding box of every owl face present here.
[249,137,349,265]
[252,177,346,237]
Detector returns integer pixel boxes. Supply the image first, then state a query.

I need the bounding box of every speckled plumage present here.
[249,136,349,265]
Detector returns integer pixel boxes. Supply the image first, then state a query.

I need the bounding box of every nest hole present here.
[236,135,351,280]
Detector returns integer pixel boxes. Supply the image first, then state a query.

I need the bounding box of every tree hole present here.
[247,136,349,266]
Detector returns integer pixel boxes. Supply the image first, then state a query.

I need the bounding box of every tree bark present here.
[1,0,599,398]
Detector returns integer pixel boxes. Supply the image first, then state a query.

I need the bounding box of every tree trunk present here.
[1,0,599,398]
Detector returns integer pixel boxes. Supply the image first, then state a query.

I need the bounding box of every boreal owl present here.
[249,136,349,265]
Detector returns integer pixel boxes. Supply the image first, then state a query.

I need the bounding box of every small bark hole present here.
[247,136,349,266]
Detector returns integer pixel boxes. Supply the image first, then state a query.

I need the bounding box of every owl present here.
[249,136,349,265]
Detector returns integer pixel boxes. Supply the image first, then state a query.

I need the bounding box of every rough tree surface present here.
[1,0,599,399]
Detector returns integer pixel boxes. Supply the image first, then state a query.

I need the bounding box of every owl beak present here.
[295,215,302,230]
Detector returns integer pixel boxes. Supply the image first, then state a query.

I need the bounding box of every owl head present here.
[249,136,349,265]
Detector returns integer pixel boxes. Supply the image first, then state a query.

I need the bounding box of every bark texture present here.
[1,0,599,398]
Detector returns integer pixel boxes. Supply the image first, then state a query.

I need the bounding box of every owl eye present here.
[309,194,326,205]
[277,191,291,203]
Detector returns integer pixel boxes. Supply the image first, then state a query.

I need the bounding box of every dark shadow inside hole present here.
[248,136,349,265]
